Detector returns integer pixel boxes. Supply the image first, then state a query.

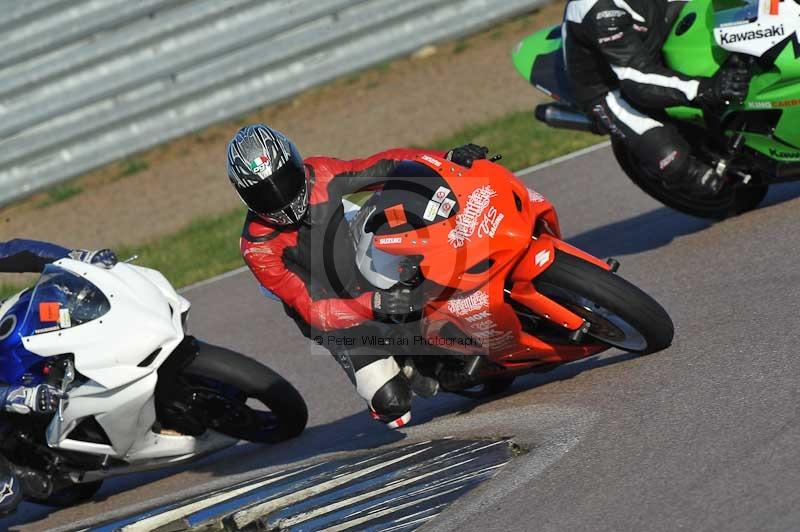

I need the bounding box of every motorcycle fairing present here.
[0,289,49,388]
[513,0,800,166]
[512,25,575,103]
[712,0,800,58]
[664,0,800,157]
[361,155,610,366]
[19,260,190,458]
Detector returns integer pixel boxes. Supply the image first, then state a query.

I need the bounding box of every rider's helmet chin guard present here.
[227,124,309,227]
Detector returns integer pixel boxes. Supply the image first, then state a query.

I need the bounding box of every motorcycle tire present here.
[180,342,308,444]
[534,250,674,354]
[612,140,768,220]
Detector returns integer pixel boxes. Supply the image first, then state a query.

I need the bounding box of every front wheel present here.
[177,342,308,444]
[612,140,768,220]
[534,251,674,354]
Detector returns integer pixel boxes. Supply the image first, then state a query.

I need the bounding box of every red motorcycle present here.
[346,154,674,394]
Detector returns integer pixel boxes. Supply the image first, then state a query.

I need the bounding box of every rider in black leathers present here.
[563,0,752,195]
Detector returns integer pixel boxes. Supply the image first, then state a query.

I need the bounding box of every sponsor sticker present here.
[423,200,440,222]
[437,198,456,218]
[769,148,800,159]
[34,325,61,335]
[659,150,678,170]
[478,207,504,239]
[719,25,785,45]
[385,204,407,228]
[464,310,491,323]
[432,186,451,203]
[535,249,551,267]
[249,155,272,175]
[448,185,497,248]
[420,154,443,168]
[39,302,60,323]
[378,237,403,245]
[447,290,490,316]
[527,188,547,203]
[58,308,71,329]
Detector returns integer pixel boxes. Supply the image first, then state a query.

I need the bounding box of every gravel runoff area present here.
[0,2,565,250]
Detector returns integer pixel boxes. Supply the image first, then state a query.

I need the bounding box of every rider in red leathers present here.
[229,124,488,428]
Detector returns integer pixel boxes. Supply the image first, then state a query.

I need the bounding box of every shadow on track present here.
[567,183,800,258]
[424,350,639,419]
[6,349,644,530]
[567,207,710,258]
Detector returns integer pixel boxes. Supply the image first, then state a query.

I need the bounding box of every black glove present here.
[696,62,751,107]
[445,144,489,168]
[71,248,118,269]
[372,286,423,324]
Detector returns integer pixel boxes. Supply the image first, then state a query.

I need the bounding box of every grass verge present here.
[37,183,84,208]
[1,114,601,299]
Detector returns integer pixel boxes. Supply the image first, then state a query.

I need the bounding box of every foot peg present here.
[569,320,592,343]
[403,360,439,398]
[606,258,620,273]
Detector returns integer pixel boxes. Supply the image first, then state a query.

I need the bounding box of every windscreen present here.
[713,0,759,27]
[21,265,110,335]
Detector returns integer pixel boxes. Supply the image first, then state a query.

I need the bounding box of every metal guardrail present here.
[0,0,550,206]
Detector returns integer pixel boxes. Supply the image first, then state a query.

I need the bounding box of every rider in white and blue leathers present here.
[0,239,116,514]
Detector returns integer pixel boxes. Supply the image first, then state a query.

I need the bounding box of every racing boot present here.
[369,374,413,429]
[402,359,440,398]
[681,159,725,196]
[0,458,23,516]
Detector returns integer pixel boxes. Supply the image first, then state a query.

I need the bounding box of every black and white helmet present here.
[226,124,308,226]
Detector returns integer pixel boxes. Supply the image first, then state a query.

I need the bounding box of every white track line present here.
[179,266,249,294]
[179,142,611,294]
[118,463,322,532]
[515,140,610,177]
[232,445,433,528]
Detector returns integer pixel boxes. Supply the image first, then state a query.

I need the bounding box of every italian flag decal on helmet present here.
[250,155,272,175]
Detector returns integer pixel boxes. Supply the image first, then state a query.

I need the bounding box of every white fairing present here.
[19,260,231,462]
[714,0,799,57]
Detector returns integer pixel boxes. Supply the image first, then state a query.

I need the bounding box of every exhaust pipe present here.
[535,103,599,134]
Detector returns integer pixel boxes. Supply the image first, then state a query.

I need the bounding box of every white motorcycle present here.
[0,258,307,507]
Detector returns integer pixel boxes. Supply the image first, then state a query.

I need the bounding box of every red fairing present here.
[240,148,445,332]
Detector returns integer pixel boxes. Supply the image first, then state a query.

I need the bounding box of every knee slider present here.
[370,374,412,418]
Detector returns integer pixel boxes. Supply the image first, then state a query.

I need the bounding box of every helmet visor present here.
[259,180,309,226]
[238,160,308,224]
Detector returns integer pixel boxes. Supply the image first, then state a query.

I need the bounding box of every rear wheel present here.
[612,140,768,220]
[178,343,307,444]
[534,251,674,354]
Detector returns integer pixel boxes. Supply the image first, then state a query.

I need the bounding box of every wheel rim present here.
[537,283,648,352]
[203,394,280,439]
[181,378,282,441]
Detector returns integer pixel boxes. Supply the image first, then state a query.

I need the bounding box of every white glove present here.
[3,384,67,415]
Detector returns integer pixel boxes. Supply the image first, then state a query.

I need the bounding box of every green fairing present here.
[511,0,800,161]
[511,25,561,83]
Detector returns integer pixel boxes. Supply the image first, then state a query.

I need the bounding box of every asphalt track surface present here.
[8,143,800,531]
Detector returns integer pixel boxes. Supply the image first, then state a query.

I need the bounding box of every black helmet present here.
[226,124,308,226]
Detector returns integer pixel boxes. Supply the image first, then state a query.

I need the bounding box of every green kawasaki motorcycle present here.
[512,0,800,219]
